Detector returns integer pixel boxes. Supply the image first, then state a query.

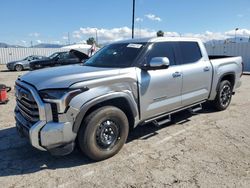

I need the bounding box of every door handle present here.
[172,72,182,78]
[203,66,210,72]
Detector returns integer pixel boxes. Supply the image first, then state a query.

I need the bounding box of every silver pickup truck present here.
[15,37,243,161]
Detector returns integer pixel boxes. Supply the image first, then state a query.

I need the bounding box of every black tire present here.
[212,80,232,111]
[77,106,129,161]
[15,64,23,71]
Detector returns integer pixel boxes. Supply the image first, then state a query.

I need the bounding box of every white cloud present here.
[145,14,162,22]
[72,27,250,44]
[29,32,40,37]
[62,36,68,40]
[73,27,157,43]
[73,31,82,39]
[21,40,27,44]
[183,31,227,42]
[135,17,143,22]
[36,40,42,44]
[225,28,250,36]
[51,41,61,44]
[182,29,250,42]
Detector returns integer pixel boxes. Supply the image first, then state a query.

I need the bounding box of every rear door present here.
[177,42,212,106]
[138,42,183,120]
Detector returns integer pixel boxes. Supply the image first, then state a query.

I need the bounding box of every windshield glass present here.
[49,53,59,59]
[22,56,31,61]
[84,43,146,68]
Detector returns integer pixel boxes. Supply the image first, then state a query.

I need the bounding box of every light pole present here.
[68,32,70,45]
[132,0,135,38]
[95,29,98,46]
[235,28,239,43]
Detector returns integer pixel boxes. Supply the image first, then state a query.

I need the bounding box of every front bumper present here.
[15,80,78,155]
[16,110,77,154]
[6,63,14,70]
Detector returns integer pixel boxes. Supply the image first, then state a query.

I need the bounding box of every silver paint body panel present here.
[14,37,242,154]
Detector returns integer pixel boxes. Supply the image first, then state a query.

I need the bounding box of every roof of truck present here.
[114,37,202,44]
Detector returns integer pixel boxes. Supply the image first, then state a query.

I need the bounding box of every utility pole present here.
[68,32,70,45]
[235,28,239,43]
[95,29,98,46]
[132,0,135,38]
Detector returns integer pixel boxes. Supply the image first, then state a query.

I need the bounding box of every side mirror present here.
[143,57,170,70]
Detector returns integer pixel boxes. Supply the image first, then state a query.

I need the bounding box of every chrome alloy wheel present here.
[219,85,231,107]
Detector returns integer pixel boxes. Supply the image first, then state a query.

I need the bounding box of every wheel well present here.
[84,97,135,131]
[15,64,23,69]
[220,74,235,88]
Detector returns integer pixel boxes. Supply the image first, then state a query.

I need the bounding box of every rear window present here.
[179,42,202,64]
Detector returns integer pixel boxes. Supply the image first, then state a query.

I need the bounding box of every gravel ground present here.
[0,64,250,188]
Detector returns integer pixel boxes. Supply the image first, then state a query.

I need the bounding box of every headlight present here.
[39,89,69,100]
[39,87,88,112]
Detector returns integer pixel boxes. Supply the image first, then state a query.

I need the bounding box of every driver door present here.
[138,42,182,120]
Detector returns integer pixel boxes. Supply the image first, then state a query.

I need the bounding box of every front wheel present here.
[77,106,129,161]
[15,64,23,71]
[212,80,232,111]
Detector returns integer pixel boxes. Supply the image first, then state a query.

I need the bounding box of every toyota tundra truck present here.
[15,37,243,161]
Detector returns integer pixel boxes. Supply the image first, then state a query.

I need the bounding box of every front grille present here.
[15,84,39,127]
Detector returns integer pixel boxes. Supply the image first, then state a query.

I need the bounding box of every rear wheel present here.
[15,64,23,71]
[212,80,232,111]
[77,106,129,161]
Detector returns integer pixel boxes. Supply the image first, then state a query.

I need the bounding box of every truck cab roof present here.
[114,37,203,44]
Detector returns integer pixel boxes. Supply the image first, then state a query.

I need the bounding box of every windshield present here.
[49,53,59,59]
[84,43,146,68]
[22,56,31,61]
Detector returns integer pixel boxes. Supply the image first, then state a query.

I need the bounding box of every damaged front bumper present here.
[16,107,78,155]
[15,80,79,156]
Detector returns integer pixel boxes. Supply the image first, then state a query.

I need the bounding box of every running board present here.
[153,115,171,127]
[188,104,202,114]
[143,100,206,127]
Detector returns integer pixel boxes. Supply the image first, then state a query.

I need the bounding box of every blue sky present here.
[1,0,250,45]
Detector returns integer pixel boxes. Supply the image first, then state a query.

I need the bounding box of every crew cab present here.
[15,37,243,161]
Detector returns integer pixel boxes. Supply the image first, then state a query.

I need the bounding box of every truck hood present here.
[19,65,120,90]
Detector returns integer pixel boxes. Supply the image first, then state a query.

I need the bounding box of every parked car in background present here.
[6,55,46,71]
[29,49,89,70]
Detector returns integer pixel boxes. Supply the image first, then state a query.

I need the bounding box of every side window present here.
[69,53,77,58]
[146,42,176,66]
[60,53,71,59]
[179,42,202,64]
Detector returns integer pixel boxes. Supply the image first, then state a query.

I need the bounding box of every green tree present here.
[157,30,164,37]
[86,37,95,45]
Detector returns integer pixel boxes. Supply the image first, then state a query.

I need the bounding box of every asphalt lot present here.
[0,64,250,188]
